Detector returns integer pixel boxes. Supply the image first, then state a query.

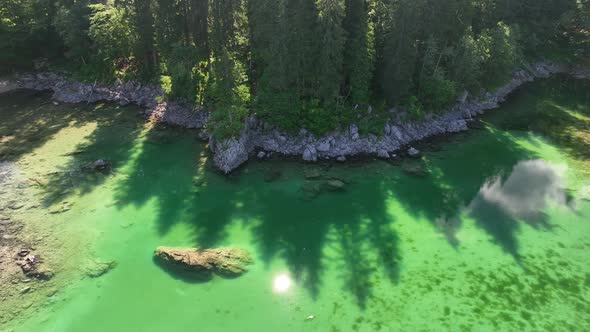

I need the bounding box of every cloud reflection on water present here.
[470,160,568,220]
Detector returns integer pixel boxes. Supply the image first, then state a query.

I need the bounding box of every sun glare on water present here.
[272,273,292,293]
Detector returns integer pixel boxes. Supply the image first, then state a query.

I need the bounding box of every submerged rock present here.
[94,159,107,169]
[300,182,322,200]
[83,259,117,278]
[154,246,253,279]
[408,147,421,158]
[304,169,322,180]
[264,168,282,183]
[325,179,346,192]
[16,254,54,280]
[48,201,73,214]
[402,163,427,178]
[579,185,590,201]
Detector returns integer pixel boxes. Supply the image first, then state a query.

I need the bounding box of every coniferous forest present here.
[1,0,589,137]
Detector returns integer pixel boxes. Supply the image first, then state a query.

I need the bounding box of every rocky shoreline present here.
[2,62,588,173]
[210,62,590,172]
[10,73,209,129]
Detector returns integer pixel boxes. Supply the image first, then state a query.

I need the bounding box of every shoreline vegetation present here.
[1,61,589,172]
[1,0,588,172]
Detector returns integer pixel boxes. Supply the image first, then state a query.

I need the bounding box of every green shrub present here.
[166,44,207,103]
[54,2,92,64]
[480,22,523,85]
[255,87,301,133]
[406,95,424,120]
[419,74,457,112]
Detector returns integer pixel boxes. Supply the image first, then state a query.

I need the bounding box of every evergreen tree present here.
[134,0,157,78]
[381,0,422,105]
[316,0,346,105]
[286,0,319,98]
[209,0,250,137]
[2,0,586,135]
[343,0,373,106]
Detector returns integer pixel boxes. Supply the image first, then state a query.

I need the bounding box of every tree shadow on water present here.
[244,180,400,308]
[386,125,565,260]
[0,90,92,161]
[109,77,586,308]
[38,103,146,206]
[0,89,149,208]
[112,131,401,308]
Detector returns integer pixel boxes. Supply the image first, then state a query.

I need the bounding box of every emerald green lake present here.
[1,77,589,331]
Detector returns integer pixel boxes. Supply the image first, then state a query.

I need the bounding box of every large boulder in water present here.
[154,247,253,279]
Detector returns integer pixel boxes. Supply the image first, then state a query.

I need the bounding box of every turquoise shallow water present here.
[1,77,590,331]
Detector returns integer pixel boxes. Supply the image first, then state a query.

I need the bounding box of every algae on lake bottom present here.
[0,77,589,331]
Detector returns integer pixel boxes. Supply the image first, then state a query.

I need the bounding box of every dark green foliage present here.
[482,22,523,81]
[316,0,346,105]
[54,1,92,62]
[134,0,157,80]
[1,0,586,136]
[0,0,62,70]
[448,30,485,93]
[208,0,250,138]
[87,4,137,80]
[167,44,203,103]
[419,75,457,112]
[343,0,373,106]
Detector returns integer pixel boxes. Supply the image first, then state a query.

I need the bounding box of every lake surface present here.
[1,77,589,331]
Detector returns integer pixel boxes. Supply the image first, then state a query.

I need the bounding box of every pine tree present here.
[381,0,422,105]
[134,0,157,78]
[316,0,346,105]
[286,0,319,98]
[209,0,250,137]
[343,0,373,106]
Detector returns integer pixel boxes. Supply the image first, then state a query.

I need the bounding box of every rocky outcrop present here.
[154,246,253,279]
[13,72,208,129]
[210,61,581,172]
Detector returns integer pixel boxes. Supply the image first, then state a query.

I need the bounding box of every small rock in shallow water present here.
[377,149,390,159]
[402,163,427,177]
[336,156,346,162]
[257,151,266,159]
[8,203,24,210]
[93,159,109,171]
[84,259,117,278]
[304,169,322,180]
[300,182,322,200]
[264,169,281,183]
[408,147,421,158]
[325,180,346,191]
[48,202,72,214]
